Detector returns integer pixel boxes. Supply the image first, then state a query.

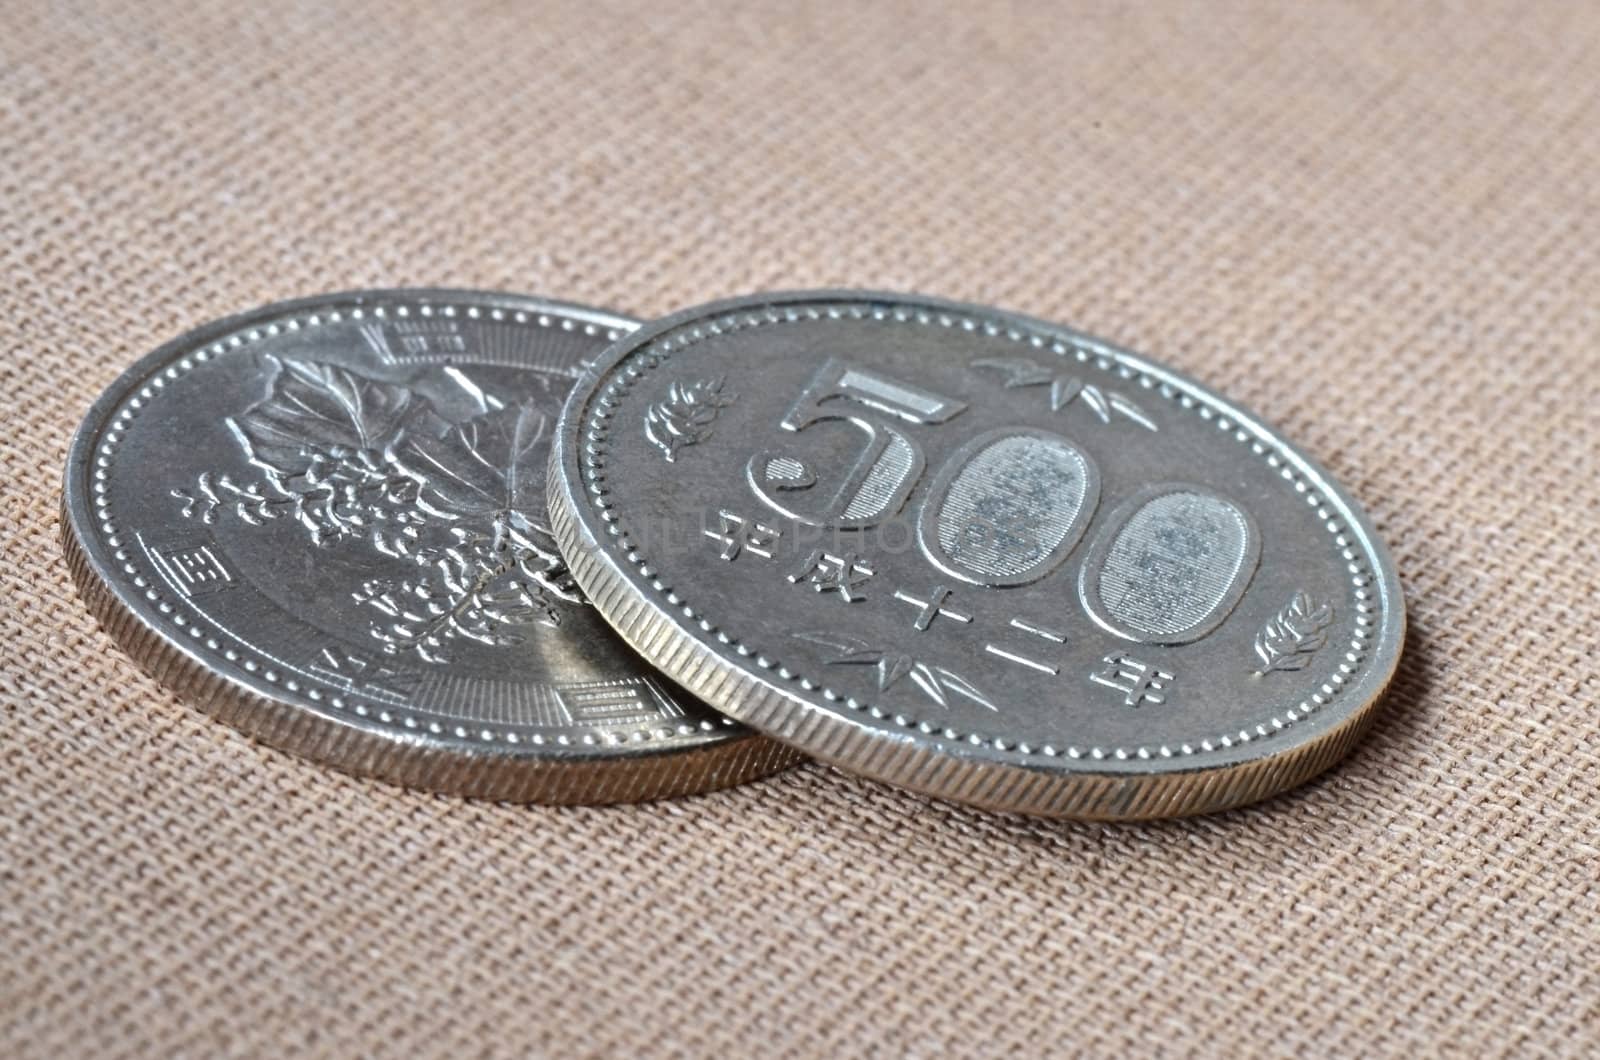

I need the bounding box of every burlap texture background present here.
[4,2,1597,1056]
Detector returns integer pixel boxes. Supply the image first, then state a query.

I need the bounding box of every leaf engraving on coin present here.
[794,631,997,711]
[643,376,733,461]
[1252,591,1335,675]
[174,354,574,664]
[971,357,1158,430]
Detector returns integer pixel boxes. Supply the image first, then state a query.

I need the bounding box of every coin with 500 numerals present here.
[548,290,1404,819]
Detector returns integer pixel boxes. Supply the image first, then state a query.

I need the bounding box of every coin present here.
[549,290,1404,819]
[62,289,797,803]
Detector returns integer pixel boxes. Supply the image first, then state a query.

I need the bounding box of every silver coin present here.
[549,290,1404,819]
[62,289,797,803]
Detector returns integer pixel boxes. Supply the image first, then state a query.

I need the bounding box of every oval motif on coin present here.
[921,427,1099,588]
[548,290,1405,819]
[1078,484,1260,646]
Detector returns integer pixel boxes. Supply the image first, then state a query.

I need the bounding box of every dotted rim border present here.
[578,300,1385,764]
[80,296,739,752]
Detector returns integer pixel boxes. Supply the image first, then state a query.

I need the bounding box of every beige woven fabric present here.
[4,1,1598,1056]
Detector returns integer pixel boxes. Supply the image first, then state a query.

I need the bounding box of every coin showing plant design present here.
[63,290,797,803]
[174,354,577,664]
[549,290,1405,819]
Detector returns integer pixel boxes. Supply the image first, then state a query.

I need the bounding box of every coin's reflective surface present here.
[62,290,796,803]
[549,290,1404,818]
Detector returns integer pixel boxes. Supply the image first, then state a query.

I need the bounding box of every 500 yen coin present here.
[549,290,1403,819]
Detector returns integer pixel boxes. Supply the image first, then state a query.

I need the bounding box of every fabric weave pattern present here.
[2,2,1597,1056]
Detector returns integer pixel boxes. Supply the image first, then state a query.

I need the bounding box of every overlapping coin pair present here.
[63,289,1403,819]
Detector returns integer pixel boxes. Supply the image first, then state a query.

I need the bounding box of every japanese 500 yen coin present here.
[62,290,797,803]
[549,290,1404,819]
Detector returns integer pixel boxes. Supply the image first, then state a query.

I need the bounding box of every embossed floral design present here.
[794,631,998,711]
[173,355,575,663]
[1253,591,1335,675]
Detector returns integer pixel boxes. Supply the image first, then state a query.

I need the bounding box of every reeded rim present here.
[548,289,1405,819]
[61,288,800,804]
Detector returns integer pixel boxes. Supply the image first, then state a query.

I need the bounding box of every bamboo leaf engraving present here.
[644,377,734,460]
[1079,384,1111,422]
[794,631,998,711]
[971,357,1055,388]
[1253,591,1335,675]
[970,357,1157,431]
[924,666,997,711]
[1107,392,1159,431]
